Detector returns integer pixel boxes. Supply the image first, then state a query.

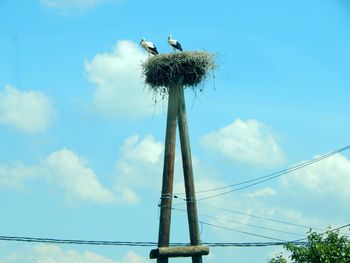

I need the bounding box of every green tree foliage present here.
[268,229,350,263]
[268,253,287,263]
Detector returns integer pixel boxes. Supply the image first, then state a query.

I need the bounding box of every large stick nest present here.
[142,51,215,91]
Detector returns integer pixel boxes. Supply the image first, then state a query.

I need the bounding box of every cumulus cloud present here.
[0,148,140,205]
[1,244,147,263]
[85,40,157,118]
[0,137,166,205]
[192,155,350,242]
[200,119,284,167]
[283,154,350,201]
[0,162,39,189]
[114,135,163,201]
[40,0,116,9]
[114,134,228,206]
[173,156,226,198]
[0,85,55,134]
[44,149,116,204]
[122,135,163,164]
[196,152,350,243]
[248,187,277,198]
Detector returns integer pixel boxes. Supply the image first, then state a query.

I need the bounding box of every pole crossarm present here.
[150,246,209,259]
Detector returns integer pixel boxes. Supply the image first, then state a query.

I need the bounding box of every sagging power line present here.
[173,144,350,203]
[197,203,325,231]
[1,223,347,248]
[0,234,307,247]
[172,207,306,237]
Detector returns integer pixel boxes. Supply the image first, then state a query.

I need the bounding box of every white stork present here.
[168,35,183,52]
[140,38,159,56]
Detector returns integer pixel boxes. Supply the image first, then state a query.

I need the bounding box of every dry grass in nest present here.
[142,51,215,92]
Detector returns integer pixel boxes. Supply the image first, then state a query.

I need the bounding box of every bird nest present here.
[142,51,215,92]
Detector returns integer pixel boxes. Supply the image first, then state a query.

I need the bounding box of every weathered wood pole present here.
[157,84,181,263]
[178,87,202,263]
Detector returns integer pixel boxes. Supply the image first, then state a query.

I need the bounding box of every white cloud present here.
[85,40,157,118]
[192,151,350,241]
[114,134,227,206]
[283,154,350,201]
[44,149,117,204]
[114,135,163,201]
[1,244,147,263]
[40,0,116,9]
[194,156,347,242]
[173,156,227,200]
[122,135,163,164]
[248,187,277,198]
[200,119,284,167]
[0,162,39,189]
[0,148,140,205]
[274,208,321,229]
[0,85,55,134]
[120,251,148,263]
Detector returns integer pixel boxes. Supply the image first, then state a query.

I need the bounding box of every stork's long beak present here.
[139,40,143,45]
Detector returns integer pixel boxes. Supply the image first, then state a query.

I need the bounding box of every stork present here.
[168,35,183,52]
[140,38,159,56]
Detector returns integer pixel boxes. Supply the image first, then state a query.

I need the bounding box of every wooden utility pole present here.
[178,87,202,263]
[144,50,214,263]
[157,85,180,263]
[152,84,207,263]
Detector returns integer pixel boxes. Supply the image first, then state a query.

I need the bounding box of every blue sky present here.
[0,0,350,262]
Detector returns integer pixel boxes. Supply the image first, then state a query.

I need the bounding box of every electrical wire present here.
[0,236,158,246]
[0,223,285,246]
[292,223,350,242]
[0,234,309,247]
[172,207,306,237]
[1,224,347,248]
[198,221,286,241]
[198,203,325,231]
[202,241,307,247]
[196,145,350,201]
[1,146,349,249]
[169,147,350,233]
[171,200,325,232]
[174,144,350,198]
